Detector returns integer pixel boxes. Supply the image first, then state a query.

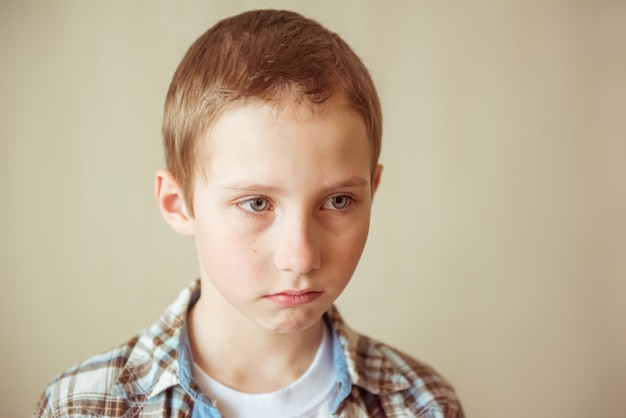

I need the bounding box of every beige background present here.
[1,1,625,417]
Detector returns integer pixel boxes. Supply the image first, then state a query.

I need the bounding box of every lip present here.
[264,290,322,307]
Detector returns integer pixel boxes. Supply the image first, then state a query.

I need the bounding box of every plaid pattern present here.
[35,280,464,417]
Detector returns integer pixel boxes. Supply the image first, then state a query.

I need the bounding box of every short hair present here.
[162,9,382,216]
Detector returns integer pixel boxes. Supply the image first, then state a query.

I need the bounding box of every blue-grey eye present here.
[330,195,350,209]
[245,198,268,212]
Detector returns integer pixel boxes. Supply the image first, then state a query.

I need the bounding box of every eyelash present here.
[323,195,356,211]
[235,194,357,216]
[237,197,273,214]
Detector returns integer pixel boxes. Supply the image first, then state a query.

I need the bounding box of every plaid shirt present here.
[35,280,464,417]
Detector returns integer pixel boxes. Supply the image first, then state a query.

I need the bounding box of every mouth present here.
[264,290,322,307]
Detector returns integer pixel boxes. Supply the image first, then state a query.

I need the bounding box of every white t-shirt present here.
[192,325,336,418]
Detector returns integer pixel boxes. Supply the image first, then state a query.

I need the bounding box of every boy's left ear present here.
[372,164,383,195]
[154,169,194,236]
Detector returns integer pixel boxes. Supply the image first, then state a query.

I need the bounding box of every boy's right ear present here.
[154,169,194,236]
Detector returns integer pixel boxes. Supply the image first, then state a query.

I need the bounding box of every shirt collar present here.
[112,280,201,401]
[325,305,413,395]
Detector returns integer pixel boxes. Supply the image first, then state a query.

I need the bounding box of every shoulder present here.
[34,280,200,417]
[357,335,464,417]
[34,337,140,417]
[326,306,464,417]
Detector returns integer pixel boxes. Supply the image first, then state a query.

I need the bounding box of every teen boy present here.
[35,9,464,417]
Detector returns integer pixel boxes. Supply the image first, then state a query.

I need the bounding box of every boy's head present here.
[162,9,382,216]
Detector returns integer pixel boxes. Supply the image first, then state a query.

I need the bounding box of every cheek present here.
[195,218,259,269]
[326,219,370,268]
[214,234,260,264]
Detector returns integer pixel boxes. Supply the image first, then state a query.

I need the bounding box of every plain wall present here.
[1,1,624,417]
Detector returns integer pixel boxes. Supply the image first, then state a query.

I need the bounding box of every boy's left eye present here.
[239,198,270,212]
[323,195,353,210]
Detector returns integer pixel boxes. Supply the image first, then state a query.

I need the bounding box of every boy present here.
[35,9,464,418]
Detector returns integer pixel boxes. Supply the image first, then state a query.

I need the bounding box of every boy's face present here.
[168,98,381,335]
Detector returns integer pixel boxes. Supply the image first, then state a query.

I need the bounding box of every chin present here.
[264,309,325,334]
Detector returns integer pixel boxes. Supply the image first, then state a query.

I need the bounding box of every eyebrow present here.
[325,176,369,190]
[219,176,369,194]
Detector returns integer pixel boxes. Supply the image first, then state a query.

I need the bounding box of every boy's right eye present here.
[238,197,271,213]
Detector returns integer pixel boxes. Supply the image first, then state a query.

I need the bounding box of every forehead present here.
[198,97,371,187]
[204,94,370,151]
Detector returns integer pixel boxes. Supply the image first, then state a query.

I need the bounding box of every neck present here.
[187,285,325,393]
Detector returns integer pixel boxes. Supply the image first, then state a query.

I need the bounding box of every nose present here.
[273,215,322,275]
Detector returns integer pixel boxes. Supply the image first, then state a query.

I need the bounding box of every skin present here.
[155,97,382,393]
